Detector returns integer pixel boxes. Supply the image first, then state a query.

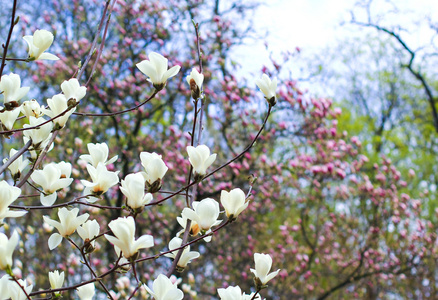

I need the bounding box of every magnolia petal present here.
[264,269,281,284]
[16,86,30,101]
[162,65,181,82]
[181,208,200,224]
[22,36,33,54]
[43,216,61,231]
[106,155,118,165]
[4,210,27,219]
[37,53,59,61]
[136,61,158,82]
[48,233,63,250]
[40,192,57,206]
[104,234,122,249]
[132,234,154,250]
[204,153,217,170]
[163,289,184,300]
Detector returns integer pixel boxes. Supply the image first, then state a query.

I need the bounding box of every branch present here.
[351,19,438,133]
[0,0,18,78]
[73,90,158,117]
[0,139,31,176]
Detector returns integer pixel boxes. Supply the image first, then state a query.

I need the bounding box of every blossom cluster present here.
[0,23,279,299]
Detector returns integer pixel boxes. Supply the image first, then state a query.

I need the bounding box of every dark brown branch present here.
[0,0,18,78]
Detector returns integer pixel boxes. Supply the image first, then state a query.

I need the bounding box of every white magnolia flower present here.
[23,116,53,150]
[0,181,26,223]
[9,278,33,300]
[220,188,248,220]
[77,282,95,300]
[3,148,29,180]
[0,274,10,299]
[120,172,153,210]
[176,214,206,240]
[164,237,200,270]
[0,73,30,108]
[0,107,20,130]
[60,78,86,102]
[23,29,58,61]
[21,99,44,118]
[0,231,19,270]
[80,142,118,167]
[186,145,217,178]
[255,74,277,106]
[81,162,119,201]
[136,52,181,89]
[217,286,244,300]
[186,68,204,99]
[104,216,154,259]
[250,253,280,288]
[48,270,64,293]
[77,219,100,253]
[144,274,184,300]
[140,152,168,192]
[43,94,75,129]
[182,198,221,232]
[31,162,73,206]
[43,207,89,250]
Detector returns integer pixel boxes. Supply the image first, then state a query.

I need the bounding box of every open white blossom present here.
[80,142,118,167]
[43,94,75,129]
[0,181,26,223]
[31,162,73,206]
[77,219,100,253]
[48,270,64,293]
[81,162,119,201]
[136,52,181,89]
[0,231,19,270]
[220,188,249,221]
[23,116,53,150]
[23,29,58,61]
[182,198,221,232]
[0,107,20,130]
[186,68,204,99]
[140,152,168,192]
[9,278,33,300]
[164,237,200,270]
[60,78,86,102]
[3,148,29,181]
[250,253,280,288]
[104,216,154,259]
[186,145,217,178]
[255,74,277,106]
[176,214,209,241]
[21,99,44,118]
[43,207,89,250]
[77,282,95,300]
[0,73,30,108]
[144,274,184,300]
[217,286,244,300]
[120,172,153,210]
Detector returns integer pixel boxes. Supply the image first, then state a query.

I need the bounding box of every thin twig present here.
[0,139,31,176]
[0,0,18,78]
